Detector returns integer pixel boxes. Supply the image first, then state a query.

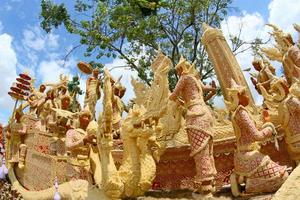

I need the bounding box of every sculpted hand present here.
[169,94,176,101]
[262,109,270,123]
[83,134,96,144]
[210,80,217,94]
[250,77,258,86]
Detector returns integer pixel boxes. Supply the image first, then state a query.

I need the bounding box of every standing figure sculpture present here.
[169,57,217,196]
[227,79,288,196]
[250,58,276,95]
[84,68,101,119]
[27,84,46,116]
[112,77,127,139]
[65,109,96,183]
[6,107,27,169]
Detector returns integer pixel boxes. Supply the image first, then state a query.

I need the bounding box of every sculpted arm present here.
[288,97,300,111]
[237,109,273,142]
[202,81,216,101]
[169,76,186,101]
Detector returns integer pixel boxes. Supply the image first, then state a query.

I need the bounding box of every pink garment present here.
[233,106,287,193]
[170,74,216,185]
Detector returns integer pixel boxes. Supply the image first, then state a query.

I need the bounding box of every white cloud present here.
[22,26,59,52]
[4,4,12,11]
[0,33,18,124]
[268,0,300,35]
[37,60,71,84]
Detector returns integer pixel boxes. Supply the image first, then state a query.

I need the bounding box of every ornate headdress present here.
[79,107,92,119]
[225,79,246,111]
[175,56,192,74]
[289,78,300,98]
[270,77,288,101]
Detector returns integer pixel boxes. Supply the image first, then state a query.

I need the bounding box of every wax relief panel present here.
[16,152,53,190]
[32,132,52,155]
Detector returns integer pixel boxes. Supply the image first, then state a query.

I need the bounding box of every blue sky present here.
[0,0,300,124]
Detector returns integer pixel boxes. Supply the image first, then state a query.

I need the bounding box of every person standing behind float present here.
[169,56,217,197]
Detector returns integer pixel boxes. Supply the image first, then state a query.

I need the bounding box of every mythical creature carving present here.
[261,24,300,85]
[97,52,177,199]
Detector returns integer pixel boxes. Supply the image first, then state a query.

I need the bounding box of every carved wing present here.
[131,78,149,106]
[261,47,283,62]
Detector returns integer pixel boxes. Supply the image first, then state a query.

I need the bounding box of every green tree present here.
[40,0,233,88]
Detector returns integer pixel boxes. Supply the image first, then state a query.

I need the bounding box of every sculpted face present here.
[176,67,183,76]
[15,111,22,123]
[252,60,262,71]
[93,68,99,77]
[39,85,46,93]
[61,97,70,109]
[79,114,91,129]
[238,91,249,107]
[114,86,126,98]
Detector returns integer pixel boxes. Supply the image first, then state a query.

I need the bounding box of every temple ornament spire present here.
[201,23,255,107]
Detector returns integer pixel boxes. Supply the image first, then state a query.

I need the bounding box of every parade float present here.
[1,23,300,200]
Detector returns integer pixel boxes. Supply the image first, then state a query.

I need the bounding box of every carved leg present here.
[18,144,27,169]
[193,139,216,195]
[230,172,241,197]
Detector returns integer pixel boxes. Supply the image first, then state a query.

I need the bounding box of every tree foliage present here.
[40,0,233,88]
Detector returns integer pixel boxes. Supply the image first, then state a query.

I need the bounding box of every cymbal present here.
[16,78,30,85]
[77,61,93,74]
[19,73,31,80]
[16,83,30,91]
[8,91,24,100]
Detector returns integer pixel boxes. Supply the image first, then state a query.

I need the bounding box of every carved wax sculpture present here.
[6,107,27,169]
[251,57,276,95]
[84,68,101,119]
[65,109,96,184]
[169,56,217,195]
[98,52,172,199]
[27,84,46,116]
[201,23,255,106]
[261,24,300,86]
[112,77,127,139]
[40,89,58,129]
[51,93,73,156]
[227,79,288,196]
[277,79,300,164]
